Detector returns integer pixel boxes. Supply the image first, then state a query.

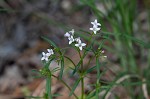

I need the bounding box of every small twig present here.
[105,75,130,99]
[142,78,149,99]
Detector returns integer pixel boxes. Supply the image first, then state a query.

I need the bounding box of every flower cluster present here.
[41,19,101,62]
[64,29,86,50]
[90,19,101,34]
[41,49,54,62]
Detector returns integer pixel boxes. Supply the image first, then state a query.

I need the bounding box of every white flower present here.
[68,36,74,44]
[90,19,101,34]
[90,25,100,34]
[41,52,49,62]
[75,37,81,43]
[91,19,101,27]
[75,40,86,50]
[64,32,70,37]
[64,29,74,38]
[47,49,54,56]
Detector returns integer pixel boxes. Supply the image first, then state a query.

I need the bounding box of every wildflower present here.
[47,49,54,56]
[75,37,81,43]
[91,19,101,27]
[90,19,101,34]
[90,25,101,34]
[75,40,86,50]
[64,29,74,38]
[68,36,75,44]
[41,52,49,62]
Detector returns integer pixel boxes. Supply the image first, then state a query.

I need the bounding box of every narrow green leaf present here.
[85,66,96,74]
[64,56,76,67]
[71,61,81,76]
[32,69,43,78]
[121,80,148,86]
[52,93,62,97]
[51,67,60,73]
[86,90,96,99]
[59,57,64,79]
[32,69,40,74]
[123,34,150,48]
[41,36,58,48]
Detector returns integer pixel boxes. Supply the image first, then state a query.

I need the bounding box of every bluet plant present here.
[30,19,108,99]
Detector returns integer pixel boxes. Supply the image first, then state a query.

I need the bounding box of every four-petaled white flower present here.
[47,49,54,56]
[75,40,86,50]
[64,29,74,38]
[90,19,101,34]
[91,19,101,27]
[41,49,54,62]
[41,52,49,62]
[90,26,100,34]
[68,36,74,44]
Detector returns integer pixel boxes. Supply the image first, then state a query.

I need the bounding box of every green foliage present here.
[29,0,150,98]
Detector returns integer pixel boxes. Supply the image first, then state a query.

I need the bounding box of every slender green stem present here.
[64,56,76,67]
[78,51,84,99]
[86,56,95,69]
[147,10,150,67]
[81,77,84,99]
[52,75,79,99]
[96,57,100,99]
[81,33,94,99]
[87,33,94,46]
[46,76,52,99]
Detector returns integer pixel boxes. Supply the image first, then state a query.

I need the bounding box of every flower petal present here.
[42,52,45,55]
[90,28,93,31]
[79,46,82,50]
[45,58,49,62]
[64,32,70,37]
[81,43,86,46]
[75,44,79,47]
[41,57,45,60]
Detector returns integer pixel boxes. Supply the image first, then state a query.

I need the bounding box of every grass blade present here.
[59,57,64,79]
[41,36,58,48]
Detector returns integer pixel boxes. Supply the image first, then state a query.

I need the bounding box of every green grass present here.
[79,0,150,98]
